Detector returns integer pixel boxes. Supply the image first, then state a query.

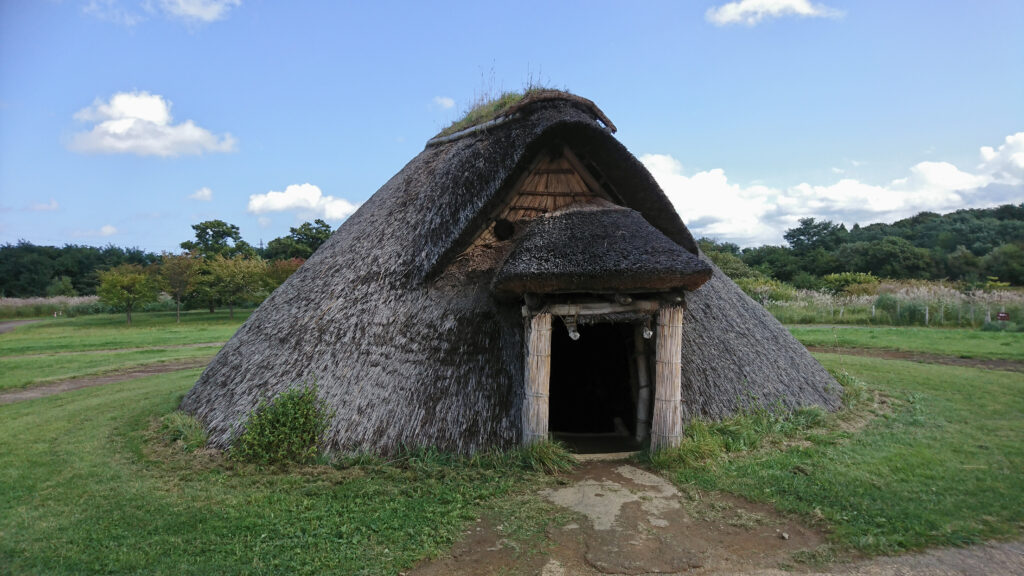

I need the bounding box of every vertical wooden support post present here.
[523,313,552,445]
[651,306,684,452]
[634,325,652,443]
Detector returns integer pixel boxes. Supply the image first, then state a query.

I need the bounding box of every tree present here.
[180,220,255,259]
[45,276,77,297]
[783,218,847,254]
[264,219,333,260]
[206,254,268,318]
[159,252,200,323]
[266,258,305,290]
[97,264,159,326]
[982,243,1024,285]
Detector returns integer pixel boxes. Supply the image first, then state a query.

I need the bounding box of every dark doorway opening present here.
[549,322,640,453]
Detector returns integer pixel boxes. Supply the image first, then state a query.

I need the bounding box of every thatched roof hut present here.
[181,91,840,455]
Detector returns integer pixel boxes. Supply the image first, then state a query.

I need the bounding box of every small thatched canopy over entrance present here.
[181,90,841,455]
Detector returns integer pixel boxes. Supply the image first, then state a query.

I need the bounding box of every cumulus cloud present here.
[29,199,60,212]
[100,224,118,236]
[247,183,359,221]
[433,96,456,110]
[189,186,213,201]
[82,0,147,26]
[978,132,1024,184]
[159,0,242,23]
[642,131,1024,246]
[70,91,236,157]
[706,0,844,26]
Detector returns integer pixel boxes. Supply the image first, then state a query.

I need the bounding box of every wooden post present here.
[651,306,684,452]
[522,313,552,445]
[634,325,651,443]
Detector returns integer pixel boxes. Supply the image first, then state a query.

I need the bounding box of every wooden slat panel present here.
[522,313,552,445]
[651,306,684,452]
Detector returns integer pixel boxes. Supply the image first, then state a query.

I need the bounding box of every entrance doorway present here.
[549,322,641,453]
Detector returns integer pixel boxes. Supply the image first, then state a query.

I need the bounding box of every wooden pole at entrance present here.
[651,306,684,452]
[634,325,651,443]
[523,313,552,445]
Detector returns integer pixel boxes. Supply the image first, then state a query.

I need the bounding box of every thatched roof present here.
[180,92,840,455]
[492,204,712,297]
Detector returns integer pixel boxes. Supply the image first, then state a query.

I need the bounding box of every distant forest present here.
[1,204,1022,299]
[700,203,1024,288]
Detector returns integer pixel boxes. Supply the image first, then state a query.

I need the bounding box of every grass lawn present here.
[0,311,248,356]
[2,315,1022,572]
[0,347,217,391]
[661,354,1024,556]
[0,311,246,392]
[788,324,1024,362]
[0,369,564,575]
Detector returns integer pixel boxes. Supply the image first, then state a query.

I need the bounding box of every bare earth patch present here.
[0,357,210,404]
[410,460,824,575]
[411,461,1024,575]
[807,346,1024,373]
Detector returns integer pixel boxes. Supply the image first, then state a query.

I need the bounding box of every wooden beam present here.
[651,306,684,452]
[522,300,660,318]
[522,313,552,445]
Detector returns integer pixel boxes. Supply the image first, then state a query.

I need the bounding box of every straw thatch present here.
[180,92,840,455]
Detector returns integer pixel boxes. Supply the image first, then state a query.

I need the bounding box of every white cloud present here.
[433,96,455,110]
[159,0,241,23]
[29,199,60,211]
[706,0,843,26]
[82,0,147,27]
[978,131,1024,184]
[642,131,1024,247]
[247,183,359,221]
[100,224,118,236]
[70,91,236,157]
[189,186,213,201]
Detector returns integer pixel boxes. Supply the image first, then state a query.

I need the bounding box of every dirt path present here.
[807,346,1024,373]
[410,461,1024,576]
[0,357,210,405]
[0,319,43,334]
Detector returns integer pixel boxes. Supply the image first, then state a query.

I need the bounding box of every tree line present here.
[701,203,1024,288]
[0,219,334,323]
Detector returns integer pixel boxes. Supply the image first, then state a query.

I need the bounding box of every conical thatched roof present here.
[181,91,840,455]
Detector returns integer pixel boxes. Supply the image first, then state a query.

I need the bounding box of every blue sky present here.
[1,0,1022,251]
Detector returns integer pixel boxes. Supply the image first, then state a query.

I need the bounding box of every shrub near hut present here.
[232,382,332,465]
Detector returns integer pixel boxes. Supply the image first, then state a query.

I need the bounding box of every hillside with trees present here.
[708,203,1024,288]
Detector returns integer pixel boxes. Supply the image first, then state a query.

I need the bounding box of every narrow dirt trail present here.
[0,357,210,405]
[807,346,1024,373]
[411,461,1024,576]
[0,319,43,334]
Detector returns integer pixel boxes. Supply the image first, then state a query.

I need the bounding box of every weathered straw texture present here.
[180,95,839,455]
[678,256,843,420]
[493,206,711,297]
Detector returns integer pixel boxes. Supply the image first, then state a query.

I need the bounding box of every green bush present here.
[232,382,332,465]
[821,272,879,295]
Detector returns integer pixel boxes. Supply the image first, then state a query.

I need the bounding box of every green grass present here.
[0,347,217,391]
[788,324,1024,362]
[0,311,247,356]
[661,355,1024,555]
[0,371,568,575]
